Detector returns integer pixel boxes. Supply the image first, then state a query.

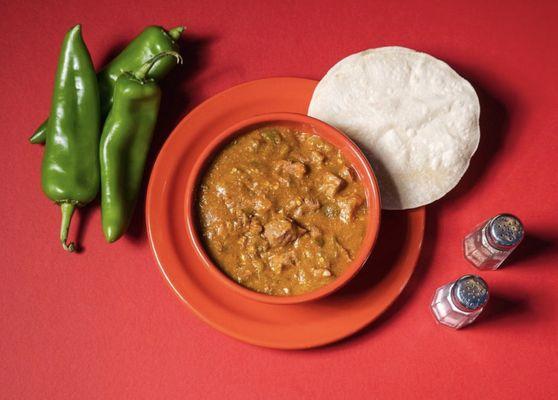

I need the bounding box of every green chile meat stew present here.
[197,125,368,296]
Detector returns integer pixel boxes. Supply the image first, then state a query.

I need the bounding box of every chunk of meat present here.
[274,160,307,179]
[268,251,295,274]
[333,236,353,261]
[309,150,325,165]
[308,225,321,239]
[296,269,307,284]
[252,259,264,273]
[305,224,325,246]
[263,218,299,247]
[261,129,282,144]
[284,196,303,213]
[287,151,306,164]
[318,172,345,198]
[247,219,263,235]
[293,197,321,218]
[303,197,320,212]
[337,195,364,223]
[277,144,291,158]
[231,210,249,230]
[247,137,262,152]
[253,196,272,213]
[321,203,339,219]
[339,165,356,182]
[234,267,253,282]
[312,268,332,277]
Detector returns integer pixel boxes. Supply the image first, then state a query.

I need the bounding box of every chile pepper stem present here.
[167,26,185,41]
[60,203,76,252]
[134,51,183,81]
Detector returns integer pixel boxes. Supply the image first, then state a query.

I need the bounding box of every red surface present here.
[1,0,557,398]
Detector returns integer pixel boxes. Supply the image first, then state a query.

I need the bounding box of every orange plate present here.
[146,78,425,349]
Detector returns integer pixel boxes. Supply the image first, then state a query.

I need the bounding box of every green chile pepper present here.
[29,25,184,144]
[100,51,182,242]
[42,25,100,252]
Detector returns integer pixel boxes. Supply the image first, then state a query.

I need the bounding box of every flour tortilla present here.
[308,47,480,209]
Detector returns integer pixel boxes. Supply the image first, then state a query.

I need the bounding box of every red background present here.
[1,1,557,399]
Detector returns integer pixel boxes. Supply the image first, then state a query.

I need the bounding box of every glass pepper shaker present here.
[431,275,489,329]
[463,214,524,270]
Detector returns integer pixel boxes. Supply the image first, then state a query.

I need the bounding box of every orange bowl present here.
[184,112,381,305]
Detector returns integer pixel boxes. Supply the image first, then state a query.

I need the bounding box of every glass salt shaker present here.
[431,275,489,329]
[463,214,524,270]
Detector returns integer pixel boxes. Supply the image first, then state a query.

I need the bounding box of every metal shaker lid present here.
[487,214,524,248]
[452,275,489,311]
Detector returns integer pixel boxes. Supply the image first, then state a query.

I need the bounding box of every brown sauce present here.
[197,125,368,296]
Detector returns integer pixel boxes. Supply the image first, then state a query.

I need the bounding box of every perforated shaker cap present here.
[487,214,524,248]
[452,275,489,311]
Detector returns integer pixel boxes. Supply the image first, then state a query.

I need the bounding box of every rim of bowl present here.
[184,112,381,305]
